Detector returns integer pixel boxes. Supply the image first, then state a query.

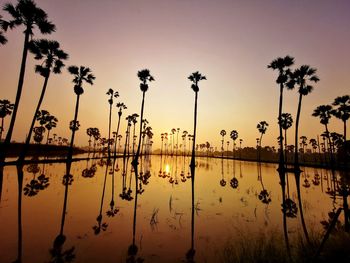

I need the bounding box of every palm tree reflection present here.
[49,161,76,263]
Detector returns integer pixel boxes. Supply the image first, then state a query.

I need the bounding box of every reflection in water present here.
[49,161,76,263]
[0,156,348,262]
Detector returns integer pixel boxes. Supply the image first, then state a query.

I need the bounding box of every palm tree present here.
[331,95,350,141]
[220,130,226,158]
[0,16,8,45]
[18,39,68,161]
[86,127,94,153]
[312,105,333,164]
[0,0,55,161]
[106,88,119,160]
[45,114,58,144]
[188,71,206,163]
[132,69,154,167]
[113,102,127,157]
[257,121,269,162]
[67,66,95,160]
[290,65,320,170]
[268,55,295,170]
[0,99,14,142]
[131,113,139,155]
[230,130,238,159]
[280,113,293,163]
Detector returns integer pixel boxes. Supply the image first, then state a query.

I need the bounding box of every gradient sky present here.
[0,0,349,149]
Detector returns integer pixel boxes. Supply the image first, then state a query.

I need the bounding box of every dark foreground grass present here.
[220,227,350,263]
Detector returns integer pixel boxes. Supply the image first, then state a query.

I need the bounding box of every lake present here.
[0,155,346,263]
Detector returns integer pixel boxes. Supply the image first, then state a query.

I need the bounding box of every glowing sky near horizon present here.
[0,0,349,149]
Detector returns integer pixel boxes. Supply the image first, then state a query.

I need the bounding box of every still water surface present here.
[0,155,343,262]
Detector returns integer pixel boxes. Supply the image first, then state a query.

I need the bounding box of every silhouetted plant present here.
[331,95,350,142]
[67,65,95,160]
[0,0,56,161]
[280,113,293,163]
[0,99,14,141]
[220,130,226,158]
[230,130,238,159]
[106,88,119,160]
[132,69,154,167]
[18,39,67,161]
[288,65,320,170]
[113,102,127,157]
[257,121,269,162]
[268,55,295,170]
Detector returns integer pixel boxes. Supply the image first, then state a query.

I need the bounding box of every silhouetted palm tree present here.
[289,65,319,170]
[331,95,350,141]
[280,113,293,163]
[0,0,55,161]
[132,69,154,167]
[257,121,269,162]
[220,130,226,158]
[230,130,238,159]
[113,102,127,157]
[67,65,95,160]
[0,99,14,141]
[131,113,139,155]
[86,127,94,153]
[312,105,334,165]
[45,114,58,144]
[268,55,295,170]
[18,39,67,161]
[106,88,119,160]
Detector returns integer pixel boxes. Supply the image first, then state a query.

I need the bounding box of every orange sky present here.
[0,0,349,149]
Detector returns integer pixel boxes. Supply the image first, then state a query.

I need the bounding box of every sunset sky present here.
[0,0,349,149]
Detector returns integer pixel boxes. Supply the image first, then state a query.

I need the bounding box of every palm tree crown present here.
[188,71,206,92]
[280,113,293,130]
[137,69,154,92]
[1,0,55,35]
[268,55,294,85]
[312,105,333,125]
[68,66,95,95]
[290,65,320,95]
[28,39,68,77]
[230,130,238,141]
[257,121,269,134]
[331,95,350,122]
[0,99,14,118]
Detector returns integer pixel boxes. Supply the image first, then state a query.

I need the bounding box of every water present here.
[0,155,345,262]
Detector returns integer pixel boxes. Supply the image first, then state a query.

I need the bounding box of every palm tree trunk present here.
[18,73,50,162]
[67,94,81,161]
[113,111,122,158]
[133,91,145,166]
[295,171,310,244]
[278,84,285,171]
[294,94,303,171]
[16,165,24,263]
[0,31,30,162]
[0,117,4,142]
[284,129,288,164]
[107,103,112,160]
[46,129,51,145]
[60,162,71,236]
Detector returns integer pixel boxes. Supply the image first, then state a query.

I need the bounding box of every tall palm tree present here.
[106,88,119,160]
[220,130,226,158]
[290,65,320,170]
[331,95,350,141]
[86,127,94,153]
[0,99,14,142]
[67,65,95,160]
[257,121,269,162]
[268,55,295,170]
[18,39,68,161]
[280,113,293,163]
[113,102,127,157]
[312,105,333,164]
[189,71,206,163]
[0,0,55,161]
[132,69,154,167]
[230,130,238,159]
[131,113,139,155]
